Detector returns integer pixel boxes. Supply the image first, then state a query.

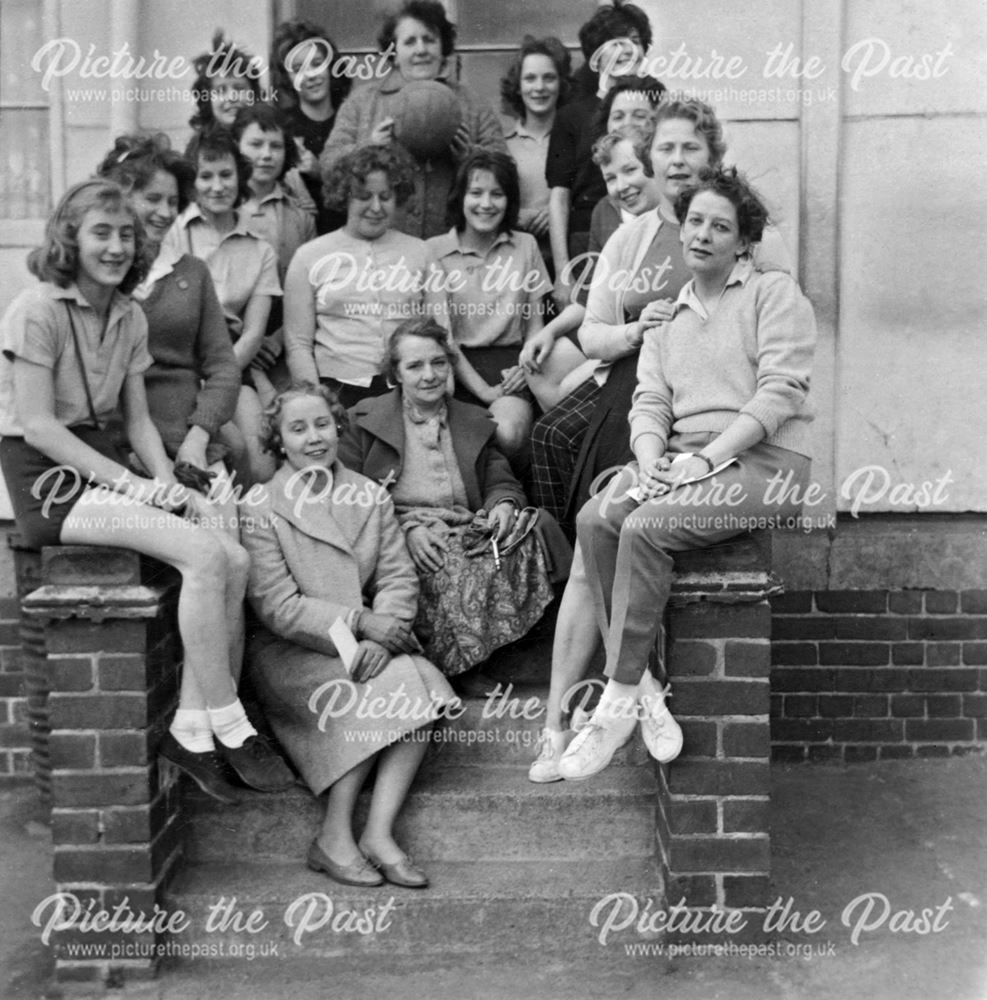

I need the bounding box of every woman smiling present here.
[243,383,454,887]
[501,36,572,268]
[161,126,282,483]
[320,0,506,238]
[284,144,444,409]
[95,133,242,488]
[426,150,550,458]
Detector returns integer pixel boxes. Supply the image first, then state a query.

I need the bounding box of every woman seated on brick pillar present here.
[242,383,455,888]
[528,104,792,784]
[0,179,293,804]
[556,167,816,781]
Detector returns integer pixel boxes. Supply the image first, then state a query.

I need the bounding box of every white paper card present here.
[627,454,738,503]
[329,617,360,675]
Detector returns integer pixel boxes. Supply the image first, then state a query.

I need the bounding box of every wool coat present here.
[243,460,454,793]
[338,390,572,582]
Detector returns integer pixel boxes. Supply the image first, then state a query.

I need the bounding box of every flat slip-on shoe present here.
[361,847,429,889]
[306,841,384,887]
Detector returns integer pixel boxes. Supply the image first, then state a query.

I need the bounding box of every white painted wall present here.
[1,0,985,530]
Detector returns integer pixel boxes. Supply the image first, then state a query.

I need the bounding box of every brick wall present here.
[771,590,987,761]
[0,594,29,778]
[0,533,43,785]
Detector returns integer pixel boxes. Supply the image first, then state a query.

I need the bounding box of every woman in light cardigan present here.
[557,167,816,781]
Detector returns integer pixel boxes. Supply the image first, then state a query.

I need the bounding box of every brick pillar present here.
[23,547,184,987]
[655,535,776,925]
[7,533,47,792]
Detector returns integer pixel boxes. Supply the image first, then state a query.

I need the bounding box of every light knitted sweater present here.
[629,260,816,457]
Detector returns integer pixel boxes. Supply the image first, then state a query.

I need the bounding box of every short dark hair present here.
[184,125,253,208]
[28,179,148,294]
[270,19,352,114]
[262,381,348,456]
[500,35,572,121]
[383,316,457,385]
[95,133,195,212]
[653,98,727,168]
[592,124,656,177]
[578,1,652,62]
[594,74,666,135]
[448,150,520,235]
[379,1,456,59]
[322,143,418,212]
[188,32,262,131]
[231,103,299,179]
[673,166,770,244]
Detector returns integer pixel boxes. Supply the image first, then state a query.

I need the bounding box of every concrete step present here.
[164,855,664,959]
[185,764,659,863]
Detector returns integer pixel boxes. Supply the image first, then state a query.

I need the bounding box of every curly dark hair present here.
[184,125,253,208]
[448,150,520,236]
[591,124,657,177]
[262,382,348,456]
[383,316,457,385]
[231,103,299,180]
[28,179,148,294]
[95,133,196,211]
[653,98,727,168]
[594,75,666,135]
[188,31,262,131]
[500,35,572,121]
[270,19,352,115]
[378,0,456,59]
[673,166,770,244]
[578,1,653,61]
[322,143,418,212]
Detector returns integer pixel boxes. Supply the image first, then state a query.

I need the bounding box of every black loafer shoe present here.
[158,732,240,805]
[216,734,295,792]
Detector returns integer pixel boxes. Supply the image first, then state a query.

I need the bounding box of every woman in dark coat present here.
[338,317,571,680]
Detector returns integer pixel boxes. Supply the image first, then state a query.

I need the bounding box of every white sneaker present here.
[528,728,571,783]
[570,705,592,732]
[557,712,635,781]
[638,672,683,763]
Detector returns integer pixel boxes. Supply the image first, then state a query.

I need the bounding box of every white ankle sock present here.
[170,709,214,753]
[208,699,257,749]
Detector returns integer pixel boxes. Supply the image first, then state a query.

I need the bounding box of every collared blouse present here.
[161,204,282,341]
[425,228,551,349]
[0,282,152,437]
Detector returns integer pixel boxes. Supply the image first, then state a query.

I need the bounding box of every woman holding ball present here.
[320,0,506,238]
